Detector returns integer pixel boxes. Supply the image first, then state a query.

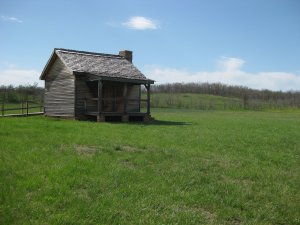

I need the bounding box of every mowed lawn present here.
[0,109,299,224]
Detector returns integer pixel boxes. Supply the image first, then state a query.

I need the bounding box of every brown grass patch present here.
[114,145,145,152]
[74,145,101,156]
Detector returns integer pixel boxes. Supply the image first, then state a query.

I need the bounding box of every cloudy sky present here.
[1,0,300,91]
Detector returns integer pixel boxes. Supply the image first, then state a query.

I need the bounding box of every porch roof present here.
[75,72,154,84]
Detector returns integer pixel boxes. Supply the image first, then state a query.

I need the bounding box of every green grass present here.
[1,109,300,224]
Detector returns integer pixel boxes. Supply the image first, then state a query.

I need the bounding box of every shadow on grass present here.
[128,120,191,126]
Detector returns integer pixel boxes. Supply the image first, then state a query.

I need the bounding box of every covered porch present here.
[83,77,153,122]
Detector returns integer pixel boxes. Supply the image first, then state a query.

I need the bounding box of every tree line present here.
[150,82,300,110]
[1,82,299,110]
[0,83,44,103]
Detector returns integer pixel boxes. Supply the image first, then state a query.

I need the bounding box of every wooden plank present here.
[127,85,140,112]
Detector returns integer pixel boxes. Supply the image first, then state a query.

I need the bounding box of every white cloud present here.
[144,57,300,91]
[217,57,245,72]
[1,15,23,23]
[0,68,43,87]
[122,16,159,30]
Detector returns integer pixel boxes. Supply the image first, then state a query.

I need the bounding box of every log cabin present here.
[40,48,155,122]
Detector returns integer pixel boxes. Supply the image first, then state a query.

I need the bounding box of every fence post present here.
[22,101,24,114]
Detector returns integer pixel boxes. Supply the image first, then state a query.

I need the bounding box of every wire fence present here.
[0,100,44,117]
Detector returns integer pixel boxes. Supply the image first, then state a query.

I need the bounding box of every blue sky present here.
[1,0,300,91]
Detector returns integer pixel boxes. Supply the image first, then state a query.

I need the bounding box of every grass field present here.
[1,109,300,224]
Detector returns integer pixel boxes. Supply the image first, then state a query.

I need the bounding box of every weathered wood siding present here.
[44,57,75,117]
[127,84,140,112]
[75,76,97,119]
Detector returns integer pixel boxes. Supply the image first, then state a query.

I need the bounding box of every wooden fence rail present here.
[0,101,44,117]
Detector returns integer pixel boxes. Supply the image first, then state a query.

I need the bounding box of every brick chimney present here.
[119,50,132,63]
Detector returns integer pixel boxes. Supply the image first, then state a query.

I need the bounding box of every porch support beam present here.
[98,80,103,115]
[144,84,151,115]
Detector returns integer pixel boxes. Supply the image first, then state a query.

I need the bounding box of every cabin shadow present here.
[83,115,189,126]
[122,119,190,126]
[146,120,190,126]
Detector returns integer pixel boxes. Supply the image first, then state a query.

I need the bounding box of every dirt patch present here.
[119,158,137,168]
[74,145,101,156]
[173,204,216,223]
[114,145,145,152]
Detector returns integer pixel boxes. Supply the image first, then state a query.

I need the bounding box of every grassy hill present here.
[1,109,300,224]
[149,93,243,110]
[146,93,300,111]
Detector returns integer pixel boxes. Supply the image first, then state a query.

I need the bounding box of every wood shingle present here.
[41,48,154,84]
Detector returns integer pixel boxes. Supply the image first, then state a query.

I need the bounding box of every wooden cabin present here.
[40,48,155,122]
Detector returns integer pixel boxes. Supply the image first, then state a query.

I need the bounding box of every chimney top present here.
[119,50,132,63]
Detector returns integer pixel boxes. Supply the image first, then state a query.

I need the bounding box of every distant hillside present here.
[149,82,300,110]
[149,93,242,110]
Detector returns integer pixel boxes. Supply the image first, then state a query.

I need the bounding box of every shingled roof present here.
[40,48,154,84]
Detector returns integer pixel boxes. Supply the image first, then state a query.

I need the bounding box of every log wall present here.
[127,84,140,112]
[44,57,75,117]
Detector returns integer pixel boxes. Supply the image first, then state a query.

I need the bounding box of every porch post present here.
[146,84,151,114]
[123,83,128,113]
[98,80,103,115]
